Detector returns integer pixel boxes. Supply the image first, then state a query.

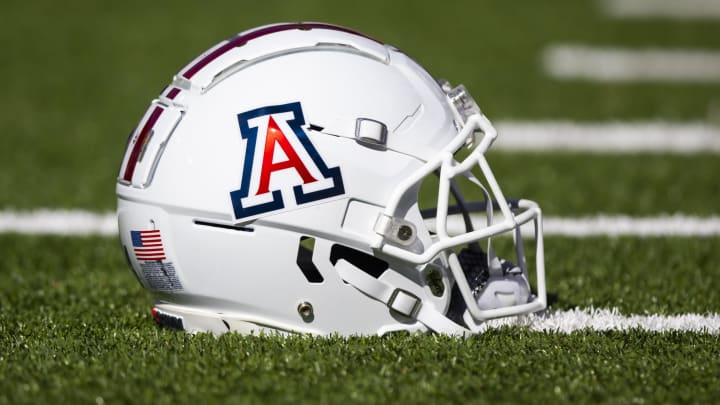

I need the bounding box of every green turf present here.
[0,0,718,210]
[487,153,720,216]
[1,0,719,402]
[546,236,720,314]
[3,328,719,404]
[416,153,720,216]
[1,235,718,403]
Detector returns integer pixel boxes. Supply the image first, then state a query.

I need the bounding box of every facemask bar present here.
[370,90,546,322]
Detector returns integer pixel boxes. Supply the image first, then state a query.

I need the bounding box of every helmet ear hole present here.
[423,267,445,297]
[329,244,388,279]
[296,236,324,283]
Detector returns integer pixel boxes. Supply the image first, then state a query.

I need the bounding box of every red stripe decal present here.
[123,106,165,182]
[165,87,181,99]
[181,23,381,80]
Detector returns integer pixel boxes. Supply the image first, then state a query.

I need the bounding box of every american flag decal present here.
[131,229,166,261]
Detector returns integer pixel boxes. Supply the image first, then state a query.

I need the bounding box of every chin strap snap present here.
[373,214,417,247]
[334,259,468,335]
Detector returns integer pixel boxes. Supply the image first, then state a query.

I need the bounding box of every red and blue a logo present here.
[230,102,344,220]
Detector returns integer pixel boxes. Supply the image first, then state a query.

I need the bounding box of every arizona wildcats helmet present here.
[117,22,546,335]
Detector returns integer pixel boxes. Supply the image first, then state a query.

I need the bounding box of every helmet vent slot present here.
[306,123,324,132]
[297,237,324,283]
[330,244,388,279]
[194,220,254,232]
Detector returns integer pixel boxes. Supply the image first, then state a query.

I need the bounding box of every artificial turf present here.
[3,327,719,404]
[1,235,718,403]
[2,0,719,403]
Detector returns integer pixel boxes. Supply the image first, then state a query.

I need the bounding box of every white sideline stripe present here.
[541,215,720,237]
[443,214,720,237]
[0,210,118,236]
[543,45,720,82]
[478,307,720,334]
[494,121,720,153]
[602,0,720,20]
[2,210,720,237]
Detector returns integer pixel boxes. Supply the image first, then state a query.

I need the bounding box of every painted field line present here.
[602,0,720,20]
[0,210,118,236]
[540,215,720,237]
[494,121,720,153]
[479,307,720,334]
[443,214,720,237]
[543,45,720,83]
[3,210,720,237]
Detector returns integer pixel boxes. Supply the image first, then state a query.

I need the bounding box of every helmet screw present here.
[297,302,314,322]
[397,225,414,241]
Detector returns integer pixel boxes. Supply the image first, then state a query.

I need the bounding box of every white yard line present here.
[480,307,720,334]
[443,214,720,237]
[3,210,720,237]
[494,121,720,153]
[0,209,117,236]
[542,45,720,83]
[541,215,720,237]
[602,0,720,20]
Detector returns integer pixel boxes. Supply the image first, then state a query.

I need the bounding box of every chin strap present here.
[334,259,469,335]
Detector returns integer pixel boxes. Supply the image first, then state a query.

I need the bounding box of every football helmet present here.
[117,22,546,335]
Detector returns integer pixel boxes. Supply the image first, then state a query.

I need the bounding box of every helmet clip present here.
[374,214,417,247]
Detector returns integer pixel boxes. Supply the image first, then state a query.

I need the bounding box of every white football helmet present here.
[117,22,546,335]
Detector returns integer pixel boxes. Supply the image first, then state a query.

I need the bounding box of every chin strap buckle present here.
[388,289,421,318]
[334,259,469,334]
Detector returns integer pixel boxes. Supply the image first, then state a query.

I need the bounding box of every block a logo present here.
[230,102,344,220]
